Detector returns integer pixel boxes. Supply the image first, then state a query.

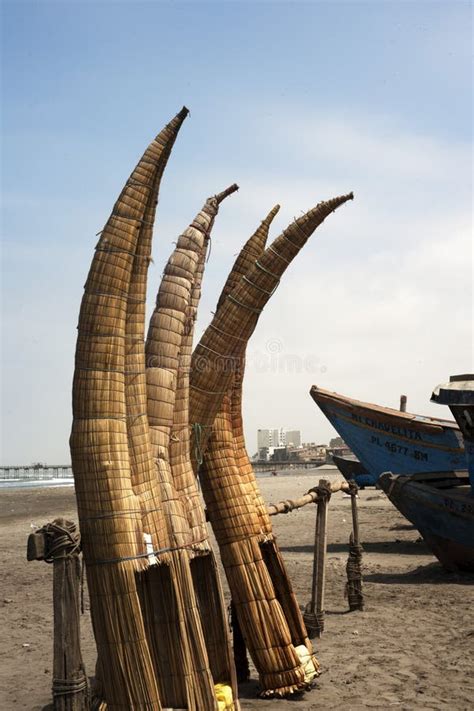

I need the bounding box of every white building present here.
[257,428,301,459]
[257,428,282,449]
[283,430,301,447]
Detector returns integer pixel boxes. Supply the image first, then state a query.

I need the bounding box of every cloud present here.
[232,109,472,452]
[1,105,471,462]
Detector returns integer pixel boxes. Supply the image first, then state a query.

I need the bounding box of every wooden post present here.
[399,395,407,412]
[346,482,364,611]
[303,479,331,638]
[27,518,89,710]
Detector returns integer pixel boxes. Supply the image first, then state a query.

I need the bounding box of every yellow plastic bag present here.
[214,682,234,710]
[295,644,318,683]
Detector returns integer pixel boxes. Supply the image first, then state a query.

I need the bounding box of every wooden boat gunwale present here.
[311,386,459,434]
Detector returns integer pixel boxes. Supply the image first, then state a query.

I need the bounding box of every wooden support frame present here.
[27,518,89,711]
[346,481,364,611]
[302,479,332,638]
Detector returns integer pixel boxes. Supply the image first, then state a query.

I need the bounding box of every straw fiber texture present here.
[215,206,281,537]
[169,190,240,548]
[71,108,190,710]
[190,193,354,456]
[194,194,353,696]
[165,192,240,704]
[117,111,224,710]
[146,185,237,549]
[144,185,239,709]
[201,400,310,696]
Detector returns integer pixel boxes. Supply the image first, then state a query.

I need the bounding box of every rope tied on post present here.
[307,480,333,505]
[40,520,81,562]
[346,533,364,611]
[27,519,89,710]
[346,480,364,611]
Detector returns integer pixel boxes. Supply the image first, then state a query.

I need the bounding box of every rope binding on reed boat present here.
[192,421,213,466]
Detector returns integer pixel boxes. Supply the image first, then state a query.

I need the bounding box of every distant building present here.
[257,428,282,450]
[283,430,301,447]
[296,443,327,463]
[271,446,288,462]
[257,428,301,459]
[327,436,353,460]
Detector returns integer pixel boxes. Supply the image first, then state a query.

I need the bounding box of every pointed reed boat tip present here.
[260,204,280,227]
[170,106,189,127]
[337,191,354,203]
[324,191,354,204]
[309,191,354,214]
[331,190,354,208]
[215,183,239,204]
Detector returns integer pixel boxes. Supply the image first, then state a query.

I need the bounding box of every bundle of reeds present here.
[167,196,242,695]
[190,194,353,448]
[71,107,242,710]
[113,110,234,707]
[70,108,190,709]
[191,194,353,696]
[144,185,239,708]
[197,204,280,546]
[217,206,281,539]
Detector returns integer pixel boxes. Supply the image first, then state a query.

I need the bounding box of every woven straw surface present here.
[146,186,238,547]
[144,185,239,709]
[70,111,191,709]
[169,186,239,547]
[190,194,354,456]
[194,195,353,695]
[166,192,240,705]
[118,111,226,710]
[208,205,280,538]
[202,402,308,696]
[216,206,280,536]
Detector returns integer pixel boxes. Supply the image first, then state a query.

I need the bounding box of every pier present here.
[0,465,73,481]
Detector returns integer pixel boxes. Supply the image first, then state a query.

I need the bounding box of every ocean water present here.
[0,478,75,489]
[0,466,334,489]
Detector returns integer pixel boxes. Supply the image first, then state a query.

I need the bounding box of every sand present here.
[1,469,473,710]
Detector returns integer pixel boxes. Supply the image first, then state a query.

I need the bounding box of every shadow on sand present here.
[364,562,474,585]
[280,539,429,556]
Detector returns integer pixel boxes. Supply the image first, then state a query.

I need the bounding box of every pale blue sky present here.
[2,0,472,463]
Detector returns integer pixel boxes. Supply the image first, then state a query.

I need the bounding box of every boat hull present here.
[379,472,474,572]
[331,454,372,488]
[311,387,465,486]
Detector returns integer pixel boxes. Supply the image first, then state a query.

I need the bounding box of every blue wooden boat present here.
[310,386,465,487]
[379,375,474,572]
[378,470,473,571]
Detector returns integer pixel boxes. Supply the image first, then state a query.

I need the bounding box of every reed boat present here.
[379,375,474,573]
[310,386,465,487]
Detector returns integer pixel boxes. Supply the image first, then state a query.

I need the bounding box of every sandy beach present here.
[1,468,473,710]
